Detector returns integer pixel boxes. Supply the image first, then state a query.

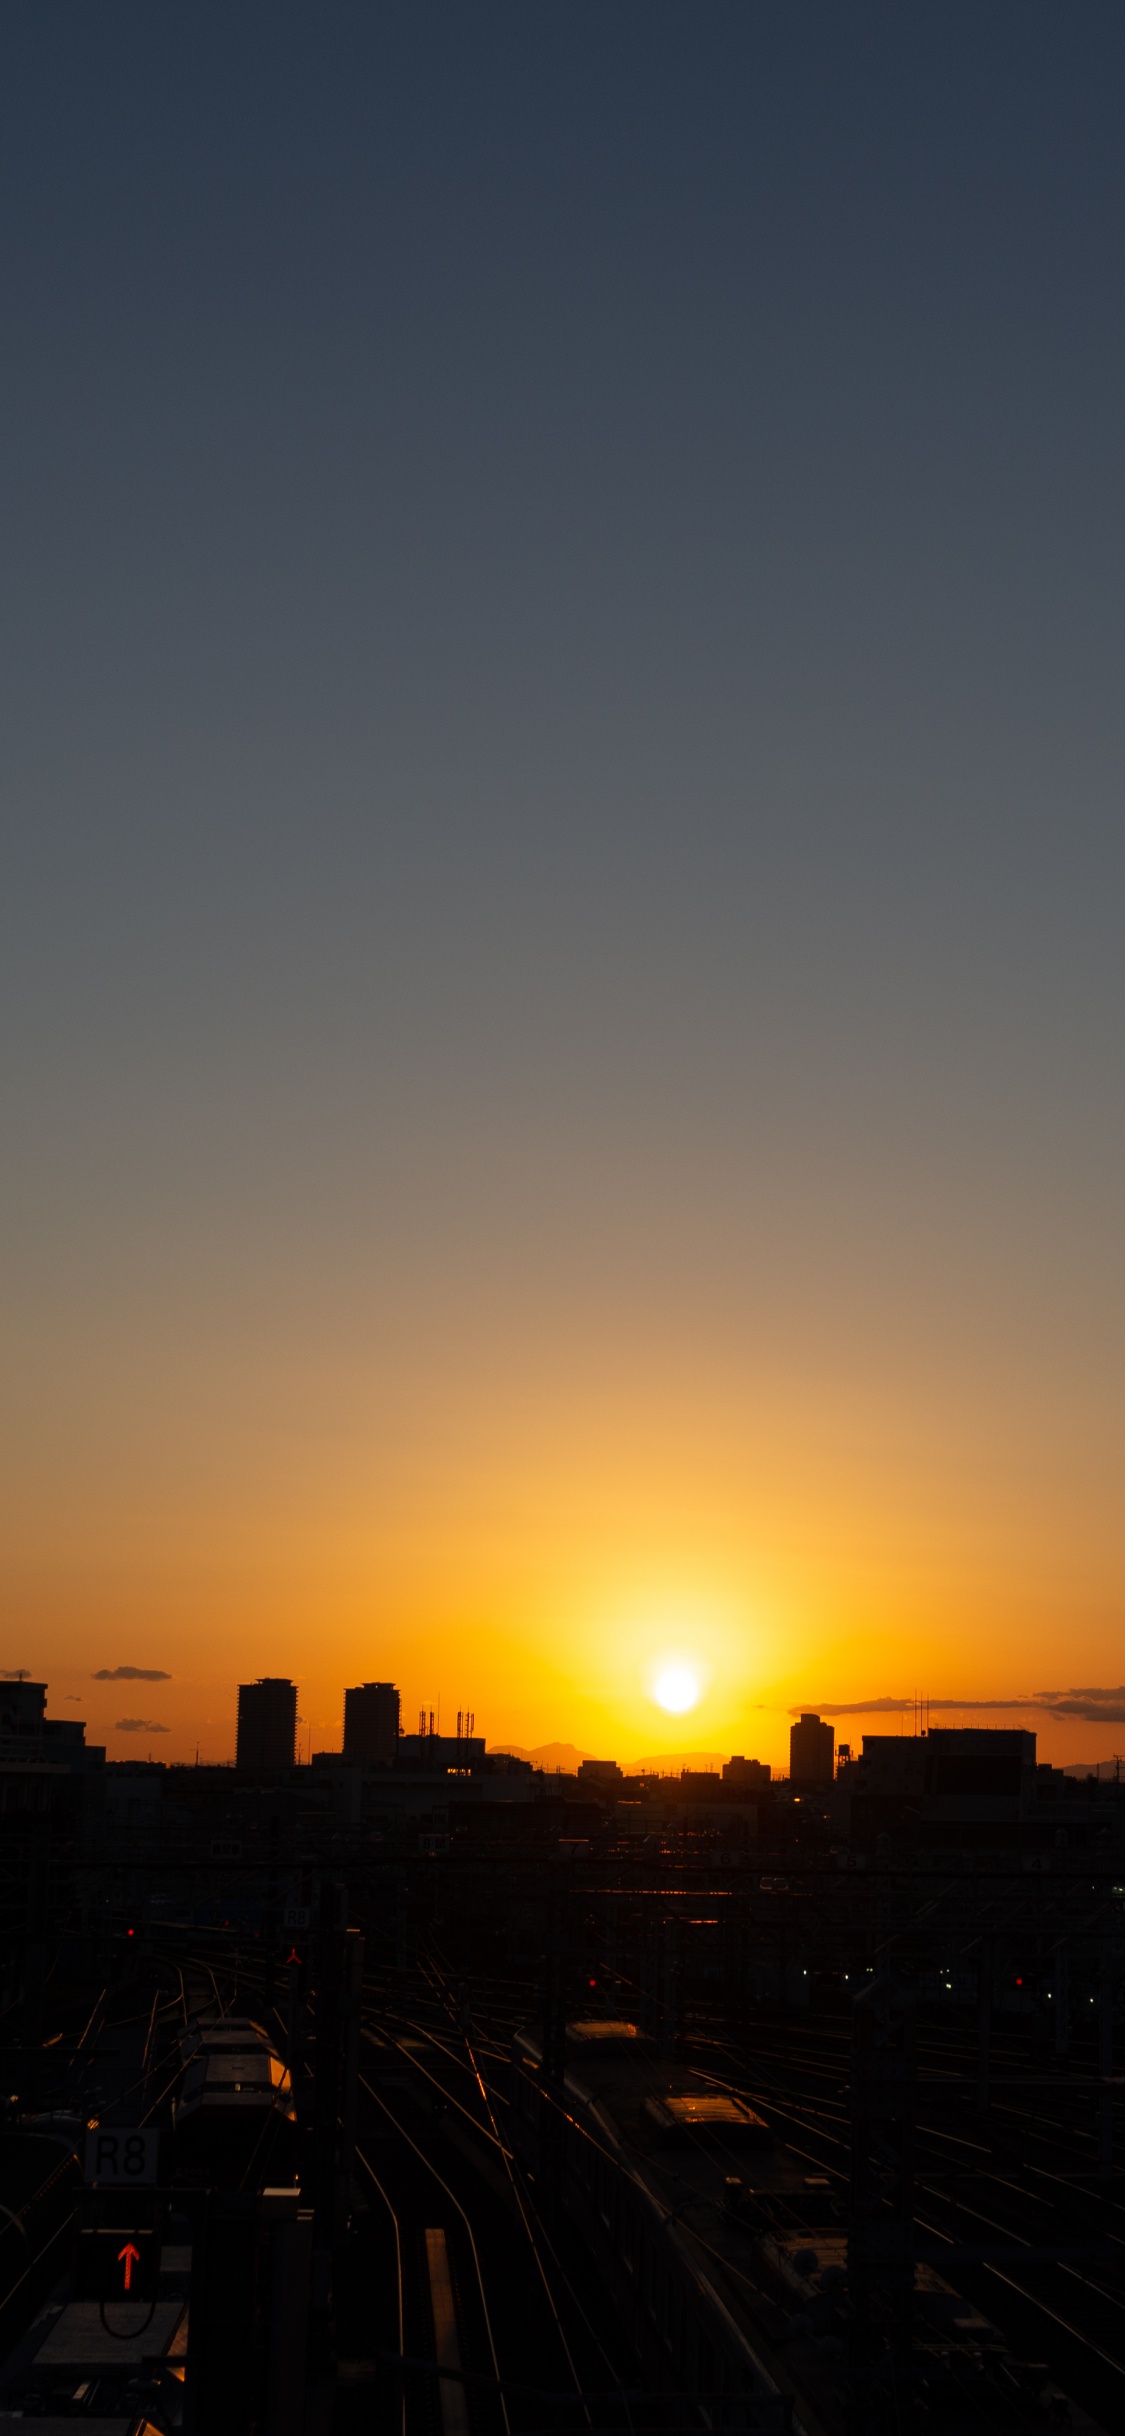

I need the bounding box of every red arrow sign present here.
[118,2241,142,2292]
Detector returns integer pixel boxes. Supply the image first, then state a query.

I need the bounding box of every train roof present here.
[179,2012,277,2060]
[514,2022,1100,2435]
[515,2020,799,2211]
[174,2014,293,2127]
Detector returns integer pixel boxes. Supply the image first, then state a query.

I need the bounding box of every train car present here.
[511,2019,799,2433]
[509,2018,1098,2436]
[172,2012,297,2188]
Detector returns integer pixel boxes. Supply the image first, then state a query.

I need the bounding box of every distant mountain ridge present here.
[489,1741,594,1772]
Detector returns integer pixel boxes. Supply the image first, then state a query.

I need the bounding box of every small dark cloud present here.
[115,1717,171,1733]
[65,1694,82,1702]
[793,1697,1036,1718]
[796,1690,1125,1727]
[1034,1688,1125,1724]
[94,1666,171,1682]
[796,1698,913,1716]
[1,1668,34,1680]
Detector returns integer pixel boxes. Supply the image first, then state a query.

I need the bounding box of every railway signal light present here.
[75,2217,162,2302]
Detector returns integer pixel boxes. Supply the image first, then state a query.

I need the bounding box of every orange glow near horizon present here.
[5,1035,1124,1777]
[9,1300,1125,1773]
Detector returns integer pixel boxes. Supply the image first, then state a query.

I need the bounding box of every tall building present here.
[789,1712,834,1786]
[1,1678,47,1747]
[342,1681,400,1765]
[0,1677,103,1825]
[236,1678,297,1772]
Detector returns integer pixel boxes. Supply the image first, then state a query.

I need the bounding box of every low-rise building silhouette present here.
[722,1755,772,1788]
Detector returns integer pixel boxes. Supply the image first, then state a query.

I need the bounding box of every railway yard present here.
[2,1768,1124,2434]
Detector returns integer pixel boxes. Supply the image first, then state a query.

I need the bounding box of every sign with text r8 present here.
[85,2127,160,2185]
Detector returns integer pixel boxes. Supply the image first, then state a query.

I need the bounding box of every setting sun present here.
[652,1663,701,1715]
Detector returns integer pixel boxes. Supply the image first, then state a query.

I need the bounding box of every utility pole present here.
[976,1935,992,2115]
[660,1914,679,2057]
[539,1861,568,2219]
[265,1809,280,2025]
[848,1973,916,2436]
[1053,1936,1069,2059]
[23,1827,50,2078]
[1099,1934,1115,2183]
[336,1926,365,2246]
[310,1877,344,2335]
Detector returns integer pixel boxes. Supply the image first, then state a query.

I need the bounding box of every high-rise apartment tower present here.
[342,1681,400,1766]
[236,1677,297,1772]
[789,1711,835,1786]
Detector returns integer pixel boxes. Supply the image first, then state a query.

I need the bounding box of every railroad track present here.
[145,1917,1125,2430]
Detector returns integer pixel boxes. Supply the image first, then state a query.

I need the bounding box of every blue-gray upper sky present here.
[2,3,1124,1753]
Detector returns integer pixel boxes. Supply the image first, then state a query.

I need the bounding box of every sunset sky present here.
[3,4,1124,1771]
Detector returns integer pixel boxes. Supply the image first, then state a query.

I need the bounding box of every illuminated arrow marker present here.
[118,2241,142,2291]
